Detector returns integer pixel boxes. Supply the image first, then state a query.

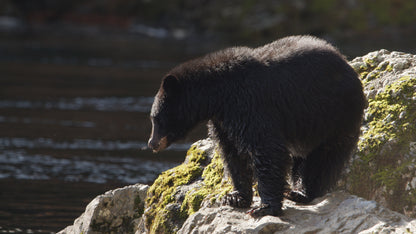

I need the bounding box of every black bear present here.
[148,35,365,217]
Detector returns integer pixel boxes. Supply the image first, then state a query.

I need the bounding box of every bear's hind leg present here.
[299,136,358,203]
[285,157,310,203]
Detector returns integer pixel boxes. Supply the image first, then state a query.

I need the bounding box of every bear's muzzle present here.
[148,135,168,153]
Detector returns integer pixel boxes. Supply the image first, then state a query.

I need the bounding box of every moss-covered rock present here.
[346,50,416,217]
[143,139,233,233]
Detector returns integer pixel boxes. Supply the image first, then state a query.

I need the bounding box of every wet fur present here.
[150,35,366,216]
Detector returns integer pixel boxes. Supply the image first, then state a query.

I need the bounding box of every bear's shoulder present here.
[169,46,255,79]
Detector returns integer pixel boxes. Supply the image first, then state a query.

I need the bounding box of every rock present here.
[180,191,416,234]
[349,49,416,99]
[58,183,148,234]
[345,50,416,217]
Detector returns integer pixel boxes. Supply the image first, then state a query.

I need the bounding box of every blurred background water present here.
[0,0,415,233]
[0,33,208,233]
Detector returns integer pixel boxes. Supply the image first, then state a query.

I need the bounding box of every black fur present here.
[149,35,366,216]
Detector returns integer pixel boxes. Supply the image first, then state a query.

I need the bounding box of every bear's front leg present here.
[220,146,253,208]
[249,148,290,217]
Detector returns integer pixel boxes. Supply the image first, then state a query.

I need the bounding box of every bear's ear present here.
[162,74,179,93]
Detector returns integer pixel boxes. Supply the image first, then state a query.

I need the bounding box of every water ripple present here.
[0,96,154,112]
[0,115,96,128]
[0,137,191,151]
[0,149,178,184]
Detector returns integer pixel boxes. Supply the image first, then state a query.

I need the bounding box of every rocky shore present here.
[60,49,416,233]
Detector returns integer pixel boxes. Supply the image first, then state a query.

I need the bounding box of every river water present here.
[0,33,206,233]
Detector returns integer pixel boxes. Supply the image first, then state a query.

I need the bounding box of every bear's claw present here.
[247,203,282,217]
[222,191,251,208]
[284,190,312,204]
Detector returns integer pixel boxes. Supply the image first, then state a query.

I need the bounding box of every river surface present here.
[0,33,206,233]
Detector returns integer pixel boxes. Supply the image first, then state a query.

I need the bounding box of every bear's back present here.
[253,35,341,63]
[248,36,358,98]
[229,36,363,144]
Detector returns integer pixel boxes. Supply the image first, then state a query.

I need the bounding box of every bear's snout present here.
[148,137,160,151]
[148,135,169,153]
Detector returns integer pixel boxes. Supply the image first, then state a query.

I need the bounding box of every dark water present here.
[0,34,206,233]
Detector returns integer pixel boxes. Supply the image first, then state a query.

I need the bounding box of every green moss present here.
[144,145,207,233]
[201,149,233,200]
[363,57,377,68]
[181,190,205,215]
[349,75,416,212]
[359,64,368,71]
[366,70,380,81]
[356,59,394,84]
[181,149,233,216]
[186,145,208,164]
[360,71,369,81]
[358,76,416,156]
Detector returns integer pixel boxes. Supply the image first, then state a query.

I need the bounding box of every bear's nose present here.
[148,138,159,150]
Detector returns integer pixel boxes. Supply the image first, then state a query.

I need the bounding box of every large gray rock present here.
[180,191,416,234]
[349,49,416,99]
[345,49,416,216]
[59,184,148,234]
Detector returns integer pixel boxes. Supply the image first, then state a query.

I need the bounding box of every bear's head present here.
[148,75,191,152]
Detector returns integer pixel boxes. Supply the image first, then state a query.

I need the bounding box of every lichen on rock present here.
[346,50,416,217]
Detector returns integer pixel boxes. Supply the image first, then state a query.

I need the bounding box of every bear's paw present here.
[222,191,252,208]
